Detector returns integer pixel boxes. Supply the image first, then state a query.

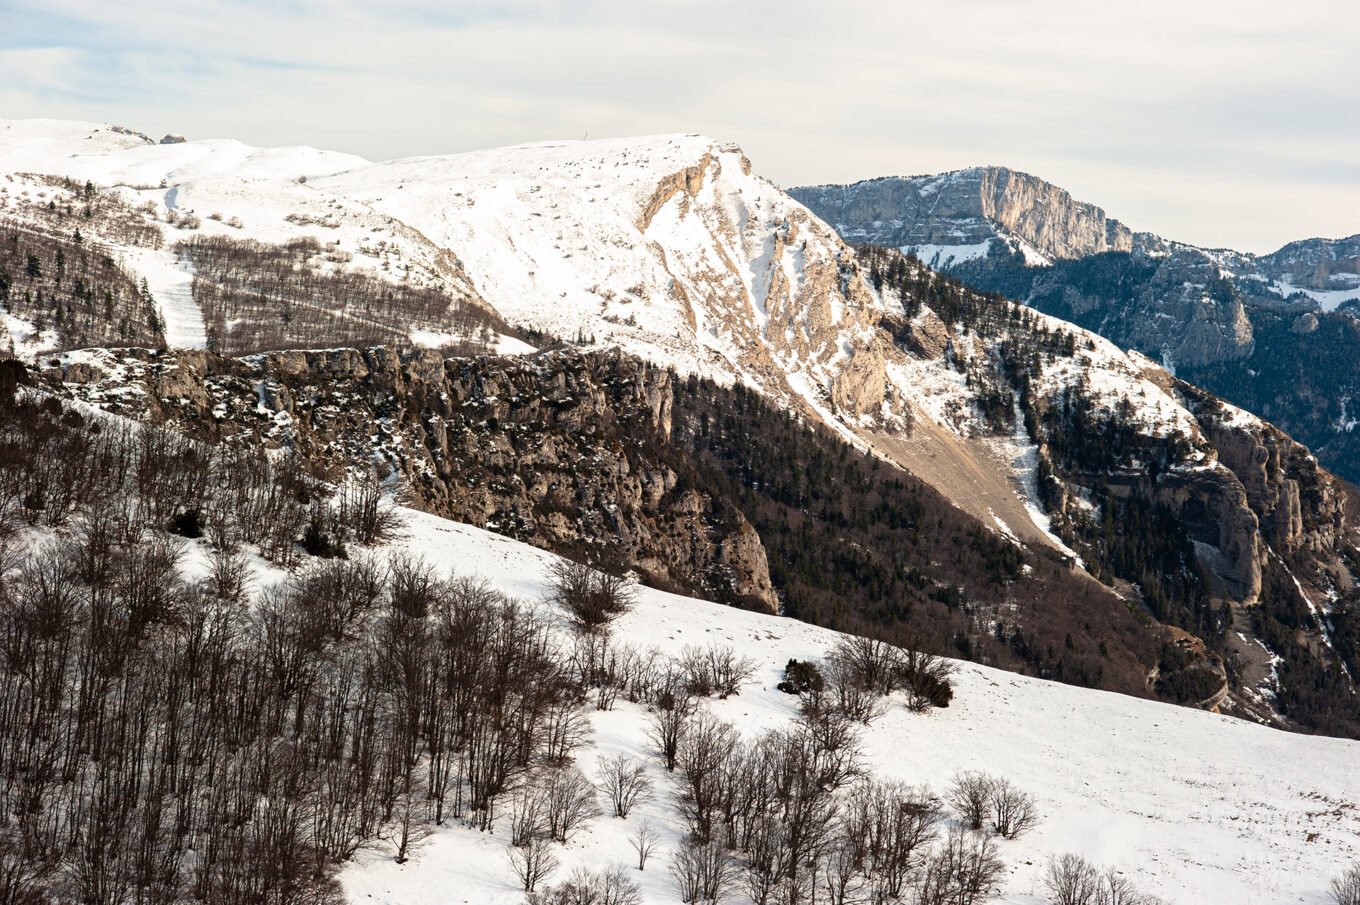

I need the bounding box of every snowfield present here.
[336,507,1360,905]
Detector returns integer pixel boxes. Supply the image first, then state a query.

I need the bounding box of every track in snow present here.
[118,246,207,349]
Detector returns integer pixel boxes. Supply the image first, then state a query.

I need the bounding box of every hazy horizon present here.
[3,0,1357,253]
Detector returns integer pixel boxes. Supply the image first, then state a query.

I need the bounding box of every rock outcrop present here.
[1259,236,1360,293]
[1025,246,1256,368]
[49,346,779,612]
[790,167,1132,261]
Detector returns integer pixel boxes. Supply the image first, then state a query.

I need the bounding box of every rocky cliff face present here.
[790,167,1132,262]
[48,345,779,612]
[1022,246,1256,369]
[1175,381,1356,576]
[793,168,1360,486]
[1258,235,1360,293]
[857,246,1360,728]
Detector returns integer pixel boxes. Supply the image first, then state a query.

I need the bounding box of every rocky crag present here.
[793,169,1360,486]
[51,345,778,612]
[791,167,1132,262]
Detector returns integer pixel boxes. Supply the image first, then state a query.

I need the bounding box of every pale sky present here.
[1,0,1356,253]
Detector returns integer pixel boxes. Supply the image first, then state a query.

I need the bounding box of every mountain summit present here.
[792,168,1360,485]
[791,167,1133,266]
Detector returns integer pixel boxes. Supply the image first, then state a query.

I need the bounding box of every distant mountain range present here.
[791,169,1360,484]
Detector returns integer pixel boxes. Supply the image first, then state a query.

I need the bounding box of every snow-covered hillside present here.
[328,507,1360,905]
[6,118,1360,902]
[7,118,1356,656]
[0,118,1248,539]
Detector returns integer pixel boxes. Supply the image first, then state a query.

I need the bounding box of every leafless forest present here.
[180,235,505,356]
[0,377,1130,905]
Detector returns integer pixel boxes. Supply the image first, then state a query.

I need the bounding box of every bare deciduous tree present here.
[599,754,653,818]
[510,782,549,848]
[1045,854,1165,905]
[541,766,601,844]
[508,838,559,893]
[989,777,1039,840]
[646,689,696,772]
[528,866,642,905]
[670,839,736,905]
[916,827,1004,905]
[676,711,740,842]
[1045,853,1101,905]
[630,821,660,872]
[947,772,993,832]
[383,783,433,864]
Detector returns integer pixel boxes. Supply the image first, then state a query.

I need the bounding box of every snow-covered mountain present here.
[790,168,1360,489]
[789,167,1360,315]
[4,118,1359,734]
[4,118,1360,904]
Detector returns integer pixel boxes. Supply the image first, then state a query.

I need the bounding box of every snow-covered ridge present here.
[0,119,890,428]
[343,507,1359,904]
[0,116,1302,562]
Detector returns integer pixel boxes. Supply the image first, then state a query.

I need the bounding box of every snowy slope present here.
[0,117,1315,555]
[0,120,487,350]
[0,119,369,186]
[116,246,207,348]
[330,507,1360,905]
[316,134,892,427]
[0,119,153,171]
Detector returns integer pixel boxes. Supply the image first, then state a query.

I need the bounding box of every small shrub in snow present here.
[528,866,641,905]
[168,507,204,538]
[776,657,825,696]
[679,643,756,698]
[549,558,635,632]
[818,654,887,724]
[831,635,905,695]
[899,646,956,711]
